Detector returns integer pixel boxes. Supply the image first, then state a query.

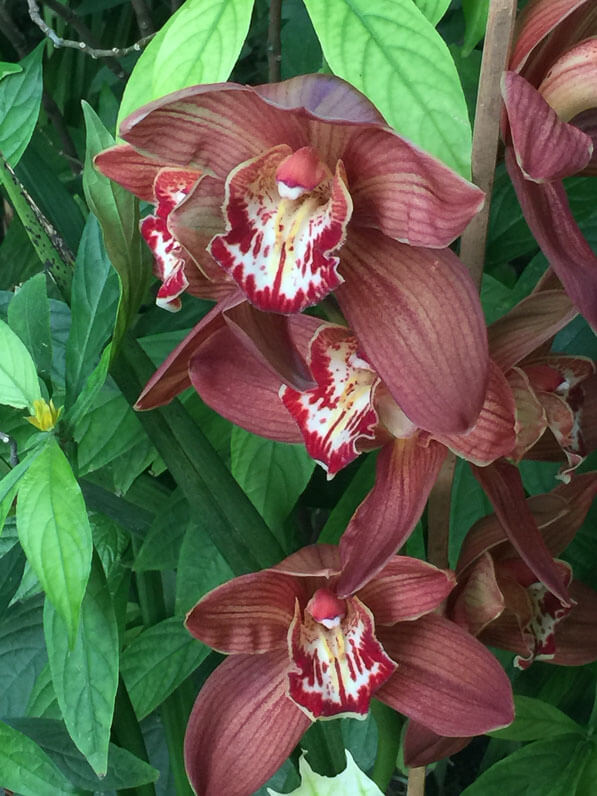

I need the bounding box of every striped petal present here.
[287,594,396,719]
[539,38,597,122]
[551,580,597,665]
[508,367,549,460]
[93,142,174,201]
[404,722,470,767]
[184,651,310,796]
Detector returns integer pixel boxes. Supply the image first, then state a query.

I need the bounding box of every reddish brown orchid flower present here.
[502,0,597,328]
[183,544,514,796]
[96,73,490,436]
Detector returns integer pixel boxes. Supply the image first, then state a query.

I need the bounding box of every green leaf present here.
[0,541,25,618]
[134,488,190,572]
[462,0,489,55]
[304,0,472,176]
[0,447,43,532]
[175,520,234,615]
[0,318,41,408]
[121,616,210,720]
[0,596,47,717]
[0,62,21,80]
[230,427,315,534]
[449,459,492,568]
[118,0,256,123]
[318,454,376,544]
[7,273,52,384]
[489,696,584,742]
[26,664,61,720]
[0,720,80,795]
[462,736,590,796]
[0,44,43,167]
[82,102,150,349]
[5,717,159,792]
[44,557,119,776]
[412,0,450,26]
[64,344,112,429]
[65,214,119,410]
[17,439,93,645]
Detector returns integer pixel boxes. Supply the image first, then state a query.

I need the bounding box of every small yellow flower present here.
[26,399,63,431]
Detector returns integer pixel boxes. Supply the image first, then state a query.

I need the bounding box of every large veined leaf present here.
[304,0,472,176]
[7,273,52,384]
[0,597,47,717]
[489,696,584,742]
[44,558,119,777]
[0,721,79,796]
[118,0,255,124]
[412,0,451,26]
[0,318,41,409]
[17,439,93,646]
[0,43,44,167]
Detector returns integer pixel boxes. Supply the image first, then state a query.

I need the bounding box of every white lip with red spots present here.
[141,168,199,311]
[209,145,353,314]
[287,589,396,719]
[280,325,380,477]
[515,583,573,669]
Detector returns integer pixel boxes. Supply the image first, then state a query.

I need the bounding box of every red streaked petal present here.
[189,323,304,443]
[375,614,514,736]
[210,146,351,313]
[502,72,593,181]
[134,290,243,410]
[280,325,380,476]
[450,552,505,636]
[253,73,387,125]
[488,289,577,371]
[434,360,516,465]
[269,544,341,578]
[507,367,549,460]
[539,38,597,122]
[338,228,489,434]
[93,143,171,201]
[140,213,190,311]
[356,557,455,625]
[551,580,597,665]
[545,473,597,555]
[337,438,447,597]
[505,148,597,329]
[404,722,471,767]
[185,571,302,654]
[287,596,396,719]
[184,651,310,796]
[344,127,484,247]
[514,575,573,669]
[471,460,570,604]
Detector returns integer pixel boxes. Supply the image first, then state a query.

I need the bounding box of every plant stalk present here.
[268,0,282,82]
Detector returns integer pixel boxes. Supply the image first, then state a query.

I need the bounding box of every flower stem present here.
[459,0,518,289]
[407,766,426,796]
[370,700,402,792]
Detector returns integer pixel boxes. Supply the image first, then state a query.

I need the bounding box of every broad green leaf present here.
[0,720,79,795]
[269,751,383,795]
[5,717,158,792]
[118,0,255,124]
[134,488,190,572]
[463,736,590,796]
[7,273,52,383]
[230,427,315,534]
[82,102,150,349]
[0,542,25,618]
[0,44,43,167]
[175,520,234,615]
[121,616,210,720]
[17,439,93,645]
[108,436,157,494]
[0,447,43,533]
[44,557,119,776]
[0,62,21,80]
[577,740,597,795]
[462,0,489,55]
[0,318,41,408]
[412,0,450,26]
[65,214,119,409]
[449,460,492,568]
[341,714,378,773]
[26,664,61,720]
[0,596,47,717]
[304,0,472,176]
[318,454,376,544]
[64,344,112,429]
[489,696,584,742]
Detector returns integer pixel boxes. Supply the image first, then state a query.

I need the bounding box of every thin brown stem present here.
[407,766,426,796]
[267,0,282,83]
[459,0,518,289]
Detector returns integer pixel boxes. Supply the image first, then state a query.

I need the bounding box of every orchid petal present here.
[404,721,471,767]
[434,361,516,465]
[539,39,597,122]
[356,557,455,626]
[502,72,593,181]
[450,552,505,636]
[134,290,243,410]
[551,580,597,665]
[337,438,447,597]
[344,128,484,248]
[471,460,570,604]
[505,148,597,329]
[185,571,303,654]
[507,367,548,460]
[93,142,173,201]
[188,324,304,443]
[488,289,577,371]
[287,596,396,720]
[543,473,597,555]
[375,615,514,737]
[269,544,341,578]
[338,228,489,434]
[184,651,310,796]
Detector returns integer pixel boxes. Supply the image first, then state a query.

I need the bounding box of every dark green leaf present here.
[449,460,492,568]
[0,596,46,716]
[462,0,489,55]
[0,541,25,619]
[175,521,234,615]
[134,489,190,572]
[0,44,43,167]
[489,696,583,741]
[26,664,61,720]
[318,454,376,544]
[7,273,52,383]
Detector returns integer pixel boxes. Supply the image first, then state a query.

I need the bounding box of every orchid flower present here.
[183,544,514,796]
[96,73,490,436]
[403,472,597,768]
[502,0,597,328]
